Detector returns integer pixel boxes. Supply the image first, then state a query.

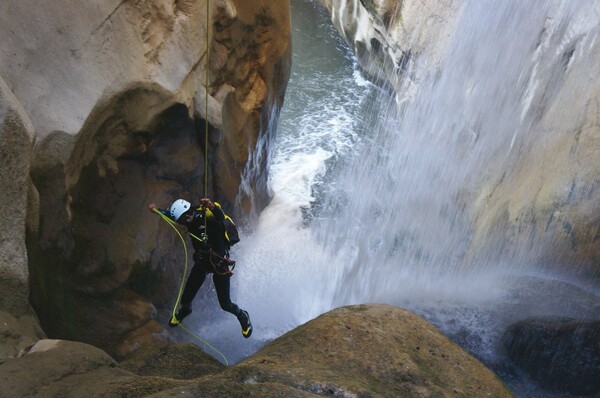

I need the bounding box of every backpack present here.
[202,203,241,247]
[223,214,240,246]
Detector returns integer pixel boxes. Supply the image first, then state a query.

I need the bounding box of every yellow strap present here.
[189,232,204,242]
[178,323,228,365]
[153,209,188,318]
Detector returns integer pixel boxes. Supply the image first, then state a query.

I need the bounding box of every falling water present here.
[183,1,600,396]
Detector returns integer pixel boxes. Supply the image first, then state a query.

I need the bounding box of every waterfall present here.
[315,0,563,298]
[187,0,600,395]
[303,0,600,306]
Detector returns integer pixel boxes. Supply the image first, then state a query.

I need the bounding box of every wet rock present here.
[316,0,462,87]
[503,317,600,395]
[317,0,600,279]
[211,2,292,213]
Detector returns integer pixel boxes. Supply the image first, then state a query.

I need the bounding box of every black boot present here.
[169,304,192,327]
[237,310,252,338]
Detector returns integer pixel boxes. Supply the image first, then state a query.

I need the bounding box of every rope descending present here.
[149,0,230,367]
[152,208,229,365]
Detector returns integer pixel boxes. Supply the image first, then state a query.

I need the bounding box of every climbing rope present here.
[202,0,211,237]
[149,0,231,366]
[152,208,229,365]
[204,0,210,200]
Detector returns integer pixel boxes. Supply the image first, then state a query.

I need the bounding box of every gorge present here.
[233,1,600,396]
[1,0,599,397]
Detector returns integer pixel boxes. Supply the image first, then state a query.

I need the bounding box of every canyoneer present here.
[149,197,252,338]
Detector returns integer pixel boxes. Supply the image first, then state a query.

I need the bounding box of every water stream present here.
[182,1,600,396]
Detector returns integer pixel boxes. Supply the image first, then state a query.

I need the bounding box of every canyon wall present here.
[0,0,291,358]
[0,76,46,358]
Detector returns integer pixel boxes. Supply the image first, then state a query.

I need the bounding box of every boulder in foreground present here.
[0,305,513,397]
[151,304,513,397]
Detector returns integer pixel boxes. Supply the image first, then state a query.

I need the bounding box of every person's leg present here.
[169,262,207,326]
[213,273,241,316]
[181,262,208,307]
[213,274,252,338]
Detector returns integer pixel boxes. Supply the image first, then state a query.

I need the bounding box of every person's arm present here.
[148,203,172,219]
[200,198,225,221]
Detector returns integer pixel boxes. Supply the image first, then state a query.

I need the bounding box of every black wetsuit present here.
[163,203,243,318]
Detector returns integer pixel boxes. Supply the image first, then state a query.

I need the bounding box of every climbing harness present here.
[153,208,229,365]
[188,216,237,276]
[192,248,235,276]
[208,250,236,276]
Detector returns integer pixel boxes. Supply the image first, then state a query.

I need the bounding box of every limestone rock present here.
[0,0,209,140]
[211,1,292,213]
[0,305,512,397]
[0,339,187,398]
[0,0,291,359]
[467,3,600,277]
[151,305,513,397]
[0,76,35,316]
[0,76,46,360]
[503,317,600,396]
[0,311,43,360]
[120,342,224,380]
[315,0,462,87]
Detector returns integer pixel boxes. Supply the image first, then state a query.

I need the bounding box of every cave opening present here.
[29,97,222,358]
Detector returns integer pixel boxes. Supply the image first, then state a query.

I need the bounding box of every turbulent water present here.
[179,1,600,396]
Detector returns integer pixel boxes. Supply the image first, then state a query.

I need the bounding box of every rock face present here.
[316,0,600,278]
[503,317,600,396]
[0,76,46,358]
[0,339,191,398]
[0,305,514,398]
[0,0,291,358]
[0,77,33,315]
[315,0,462,87]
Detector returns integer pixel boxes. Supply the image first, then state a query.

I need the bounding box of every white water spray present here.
[188,2,600,396]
